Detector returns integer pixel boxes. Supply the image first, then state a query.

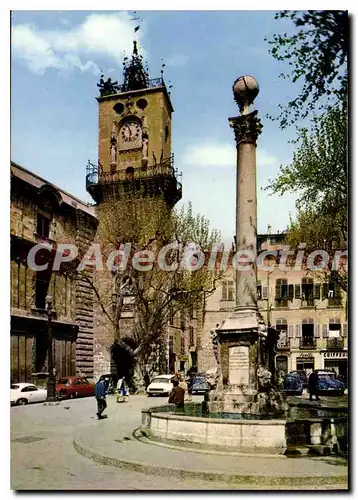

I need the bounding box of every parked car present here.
[56,376,95,399]
[282,374,303,395]
[314,370,345,396]
[188,374,210,395]
[289,370,308,388]
[147,374,174,396]
[11,383,47,406]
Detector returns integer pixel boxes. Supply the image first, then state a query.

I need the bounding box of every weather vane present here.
[130,11,142,34]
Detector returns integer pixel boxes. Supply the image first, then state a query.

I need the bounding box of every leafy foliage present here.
[266,105,348,293]
[93,191,222,386]
[266,10,348,128]
[266,105,347,239]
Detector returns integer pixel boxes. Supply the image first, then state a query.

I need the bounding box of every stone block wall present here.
[74,209,98,378]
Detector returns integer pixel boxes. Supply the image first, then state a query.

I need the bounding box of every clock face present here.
[120,121,142,145]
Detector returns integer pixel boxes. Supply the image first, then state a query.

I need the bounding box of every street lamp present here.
[45,294,56,402]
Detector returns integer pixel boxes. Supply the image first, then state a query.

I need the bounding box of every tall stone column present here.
[209,76,266,412]
[230,110,262,310]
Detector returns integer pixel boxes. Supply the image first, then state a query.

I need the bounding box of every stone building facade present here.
[10,162,97,383]
[198,233,348,379]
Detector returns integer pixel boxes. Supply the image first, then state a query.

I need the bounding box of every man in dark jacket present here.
[95,379,109,419]
[308,371,320,401]
[168,379,185,407]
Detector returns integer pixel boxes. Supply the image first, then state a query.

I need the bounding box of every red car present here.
[56,376,95,399]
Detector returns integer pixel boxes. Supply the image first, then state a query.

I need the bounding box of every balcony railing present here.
[98,77,166,97]
[86,155,178,187]
[299,338,317,349]
[326,338,344,349]
[301,298,315,307]
[275,298,288,308]
[328,297,342,307]
[277,338,290,349]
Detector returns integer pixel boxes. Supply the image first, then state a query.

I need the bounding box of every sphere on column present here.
[233,75,259,110]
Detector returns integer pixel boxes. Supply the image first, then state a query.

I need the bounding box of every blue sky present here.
[11,10,305,242]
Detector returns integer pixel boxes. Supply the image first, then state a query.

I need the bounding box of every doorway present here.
[296,358,314,376]
[276,355,288,374]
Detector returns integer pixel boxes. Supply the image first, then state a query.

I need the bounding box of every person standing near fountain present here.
[168,379,185,408]
[308,371,321,401]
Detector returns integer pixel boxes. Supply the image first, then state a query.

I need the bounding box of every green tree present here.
[266,10,348,128]
[266,105,347,292]
[85,191,222,388]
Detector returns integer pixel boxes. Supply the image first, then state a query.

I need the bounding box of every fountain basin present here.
[141,404,348,456]
[141,405,287,455]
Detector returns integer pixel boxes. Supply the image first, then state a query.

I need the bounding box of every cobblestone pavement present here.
[11,394,228,490]
[11,394,348,490]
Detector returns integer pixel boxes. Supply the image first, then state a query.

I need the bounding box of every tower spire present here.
[122,39,149,92]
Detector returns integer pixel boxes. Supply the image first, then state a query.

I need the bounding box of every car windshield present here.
[11,385,19,390]
[194,377,205,383]
[151,377,171,384]
[58,378,70,385]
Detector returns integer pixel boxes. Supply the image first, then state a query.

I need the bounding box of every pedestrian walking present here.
[168,379,185,408]
[116,376,130,403]
[95,378,109,419]
[308,371,320,401]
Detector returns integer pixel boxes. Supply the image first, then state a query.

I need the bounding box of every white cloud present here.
[12,12,144,75]
[182,142,278,168]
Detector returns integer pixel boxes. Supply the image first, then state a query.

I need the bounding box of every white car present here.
[146,375,174,396]
[11,383,47,406]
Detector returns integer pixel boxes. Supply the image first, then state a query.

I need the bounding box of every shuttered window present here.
[314,324,320,338]
[275,279,288,307]
[287,324,294,338]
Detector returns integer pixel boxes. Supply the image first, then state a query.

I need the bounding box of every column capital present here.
[229,110,263,147]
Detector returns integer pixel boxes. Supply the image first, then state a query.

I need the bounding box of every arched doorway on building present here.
[110,337,138,388]
[275,355,288,374]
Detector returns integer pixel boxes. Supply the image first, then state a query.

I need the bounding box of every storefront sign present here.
[298,353,315,358]
[323,351,348,359]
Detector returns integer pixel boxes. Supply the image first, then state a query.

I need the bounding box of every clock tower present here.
[86,41,182,207]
